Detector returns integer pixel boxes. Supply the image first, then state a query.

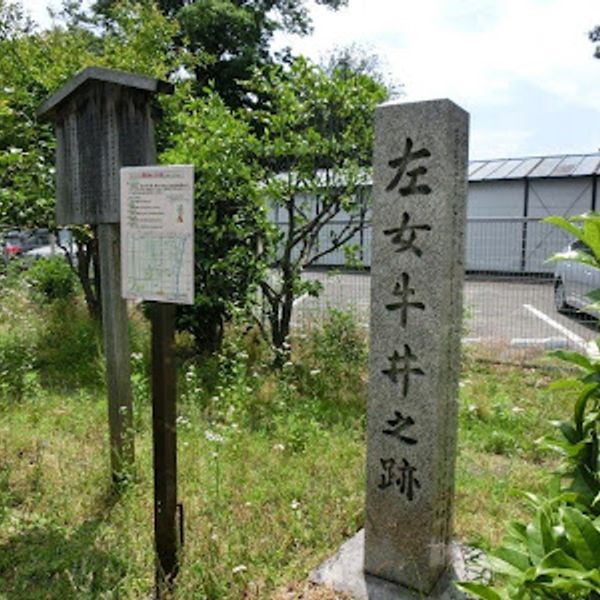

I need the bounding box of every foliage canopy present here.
[0,0,390,354]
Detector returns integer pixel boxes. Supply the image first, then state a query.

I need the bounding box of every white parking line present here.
[523,304,586,349]
[510,337,568,349]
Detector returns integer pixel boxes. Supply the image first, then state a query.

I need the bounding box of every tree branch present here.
[306,219,367,266]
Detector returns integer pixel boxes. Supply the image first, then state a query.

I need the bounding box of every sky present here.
[25,0,600,160]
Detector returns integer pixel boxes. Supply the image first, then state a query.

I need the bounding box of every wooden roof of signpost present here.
[38,66,174,225]
[37,66,173,120]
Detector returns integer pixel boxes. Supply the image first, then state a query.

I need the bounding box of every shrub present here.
[25,257,76,302]
[291,309,367,412]
[0,282,40,401]
[35,301,103,389]
[309,308,367,369]
[460,492,600,599]
[0,328,38,401]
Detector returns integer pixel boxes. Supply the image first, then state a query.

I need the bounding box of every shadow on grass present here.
[0,520,127,599]
[0,491,128,599]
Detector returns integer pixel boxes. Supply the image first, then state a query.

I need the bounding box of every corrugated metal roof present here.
[469,153,600,181]
[275,153,600,188]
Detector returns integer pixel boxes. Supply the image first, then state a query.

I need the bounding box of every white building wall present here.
[278,176,597,272]
[466,181,525,271]
[527,178,593,218]
[467,180,525,217]
[525,179,594,272]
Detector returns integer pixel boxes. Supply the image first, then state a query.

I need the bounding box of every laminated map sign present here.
[121,165,194,304]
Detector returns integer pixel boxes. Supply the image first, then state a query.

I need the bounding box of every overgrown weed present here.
[0,291,580,597]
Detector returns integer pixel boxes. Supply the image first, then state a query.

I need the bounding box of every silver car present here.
[554,240,600,315]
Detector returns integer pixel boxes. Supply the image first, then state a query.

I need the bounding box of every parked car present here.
[22,230,77,266]
[554,240,600,316]
[2,230,26,260]
[22,243,68,262]
[1,228,52,261]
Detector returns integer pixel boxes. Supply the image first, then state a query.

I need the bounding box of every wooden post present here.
[98,223,134,481]
[37,67,174,483]
[151,302,178,589]
[39,68,184,592]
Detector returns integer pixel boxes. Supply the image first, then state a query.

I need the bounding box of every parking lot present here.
[292,270,600,354]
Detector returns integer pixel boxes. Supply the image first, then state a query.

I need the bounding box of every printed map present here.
[121,165,194,304]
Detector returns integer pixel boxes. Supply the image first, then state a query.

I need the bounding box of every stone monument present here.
[311,99,469,598]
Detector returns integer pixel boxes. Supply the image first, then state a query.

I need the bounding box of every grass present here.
[0,273,578,598]
[0,391,365,599]
[455,353,571,549]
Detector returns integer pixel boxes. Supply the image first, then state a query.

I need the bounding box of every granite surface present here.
[365,99,469,593]
[310,530,488,600]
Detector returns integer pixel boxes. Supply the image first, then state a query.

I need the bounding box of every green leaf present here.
[548,350,593,371]
[534,566,600,590]
[559,421,581,444]
[507,521,528,542]
[539,507,556,556]
[539,548,586,571]
[574,387,595,432]
[544,216,583,239]
[561,507,600,569]
[456,582,505,600]
[485,555,525,579]
[525,520,546,564]
[547,378,582,391]
[494,546,531,572]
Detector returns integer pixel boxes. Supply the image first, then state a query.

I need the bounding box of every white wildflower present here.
[232,565,247,574]
[204,430,224,444]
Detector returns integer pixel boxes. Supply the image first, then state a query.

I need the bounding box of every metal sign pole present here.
[151,301,178,591]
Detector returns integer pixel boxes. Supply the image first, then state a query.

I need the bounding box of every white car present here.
[554,240,600,316]
[22,242,78,266]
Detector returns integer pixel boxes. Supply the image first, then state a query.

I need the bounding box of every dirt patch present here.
[272,580,353,599]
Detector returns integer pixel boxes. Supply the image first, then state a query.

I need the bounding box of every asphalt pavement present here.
[292,270,600,353]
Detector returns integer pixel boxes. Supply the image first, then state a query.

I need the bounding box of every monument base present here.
[309,530,487,600]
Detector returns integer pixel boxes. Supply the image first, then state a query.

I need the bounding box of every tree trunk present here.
[270,267,295,368]
[76,234,102,322]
